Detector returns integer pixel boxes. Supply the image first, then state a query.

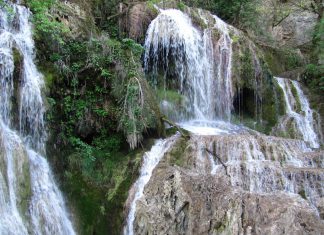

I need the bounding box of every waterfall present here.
[125,10,236,234]
[124,135,179,235]
[0,3,75,234]
[144,9,233,122]
[274,77,320,148]
[125,8,324,234]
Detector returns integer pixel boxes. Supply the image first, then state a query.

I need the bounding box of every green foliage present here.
[122,38,144,57]
[69,137,95,169]
[26,0,68,44]
[108,38,162,149]
[282,49,304,69]
[92,0,125,34]
[44,35,160,194]
[118,76,154,149]
[184,0,255,25]
[177,1,186,11]
[56,133,145,234]
[261,4,323,97]
[312,17,324,64]
[263,47,304,74]
[302,64,324,91]
[147,0,160,14]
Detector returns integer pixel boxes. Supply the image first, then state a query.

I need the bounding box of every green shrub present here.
[302,64,324,91]
[26,0,68,44]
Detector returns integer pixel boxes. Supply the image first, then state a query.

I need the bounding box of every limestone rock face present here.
[54,0,96,39]
[120,3,158,43]
[271,11,318,48]
[249,0,319,50]
[135,170,323,235]
[131,134,324,235]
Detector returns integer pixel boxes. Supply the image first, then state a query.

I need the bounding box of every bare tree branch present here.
[204,148,229,177]
[162,117,189,139]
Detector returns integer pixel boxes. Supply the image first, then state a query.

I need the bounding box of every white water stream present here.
[144,9,233,122]
[123,135,179,235]
[275,77,320,148]
[0,3,75,234]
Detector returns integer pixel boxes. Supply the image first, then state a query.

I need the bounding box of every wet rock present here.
[0,124,31,220]
[134,166,324,234]
[130,134,324,234]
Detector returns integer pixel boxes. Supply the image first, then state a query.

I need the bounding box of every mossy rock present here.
[262,47,305,75]
[189,8,208,30]
[60,148,145,235]
[17,157,31,218]
[13,47,22,80]
[38,63,58,89]
[155,0,181,10]
[165,137,189,168]
[290,82,302,113]
[54,1,98,39]
[298,189,307,200]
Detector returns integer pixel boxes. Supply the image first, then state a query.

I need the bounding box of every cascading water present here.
[125,7,324,235]
[125,10,236,234]
[144,9,233,122]
[0,3,75,234]
[274,77,320,148]
[124,135,179,235]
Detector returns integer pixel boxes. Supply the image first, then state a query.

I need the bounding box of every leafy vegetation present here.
[302,64,324,91]
[183,0,256,27]
[45,33,163,187]
[25,0,68,45]
[22,0,163,233]
[302,17,324,92]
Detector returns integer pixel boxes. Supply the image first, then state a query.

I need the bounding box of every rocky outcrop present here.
[135,171,324,234]
[248,0,321,75]
[250,0,319,49]
[271,10,318,48]
[130,133,324,234]
[120,0,187,43]
[54,0,97,39]
[120,3,158,43]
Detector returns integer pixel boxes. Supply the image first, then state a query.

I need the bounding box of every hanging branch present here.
[272,12,291,27]
[161,116,189,139]
[106,1,145,21]
[204,148,229,177]
[107,9,128,21]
